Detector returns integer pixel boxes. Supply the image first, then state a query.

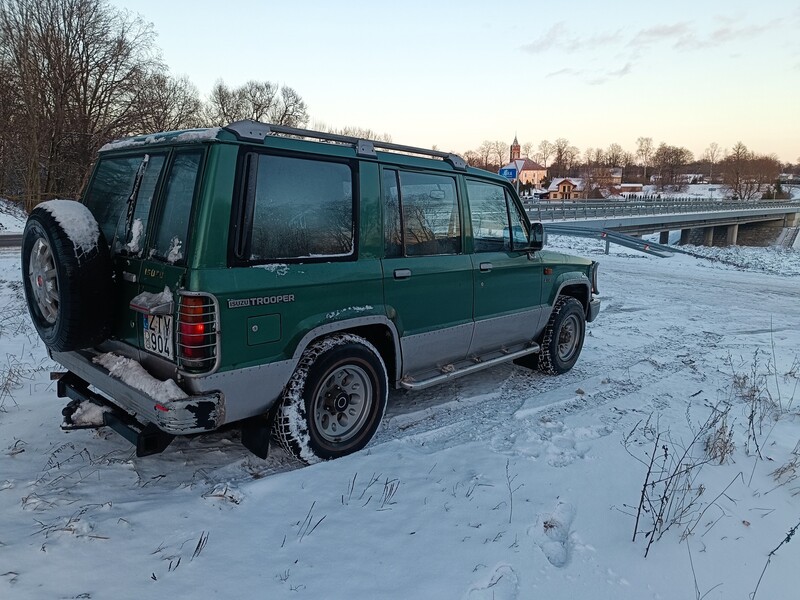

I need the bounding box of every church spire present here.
[510,134,521,161]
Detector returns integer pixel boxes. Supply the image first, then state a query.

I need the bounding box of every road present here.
[0,233,22,247]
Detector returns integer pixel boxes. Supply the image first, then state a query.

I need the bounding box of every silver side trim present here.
[398,322,473,377]
[400,343,540,391]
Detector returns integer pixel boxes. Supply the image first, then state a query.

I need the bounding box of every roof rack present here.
[223,120,468,171]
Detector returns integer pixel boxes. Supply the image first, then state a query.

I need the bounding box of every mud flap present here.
[240,401,281,459]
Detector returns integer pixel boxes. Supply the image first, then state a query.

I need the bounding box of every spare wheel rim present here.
[28,237,60,324]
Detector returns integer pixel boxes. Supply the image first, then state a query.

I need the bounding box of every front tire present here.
[538,296,586,375]
[273,334,388,464]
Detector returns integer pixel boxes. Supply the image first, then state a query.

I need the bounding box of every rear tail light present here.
[177,293,219,374]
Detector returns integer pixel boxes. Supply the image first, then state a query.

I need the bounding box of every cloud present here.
[629,22,692,48]
[546,62,633,86]
[546,67,585,79]
[520,22,566,54]
[628,18,779,51]
[587,62,633,86]
[521,24,622,55]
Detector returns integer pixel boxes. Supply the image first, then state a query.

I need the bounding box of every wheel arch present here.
[552,276,591,314]
[291,316,401,387]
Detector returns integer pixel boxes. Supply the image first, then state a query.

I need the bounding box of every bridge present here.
[526,198,800,246]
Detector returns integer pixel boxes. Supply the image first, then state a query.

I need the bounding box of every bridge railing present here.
[524,198,799,221]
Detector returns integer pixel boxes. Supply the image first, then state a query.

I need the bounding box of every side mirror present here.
[529,222,544,251]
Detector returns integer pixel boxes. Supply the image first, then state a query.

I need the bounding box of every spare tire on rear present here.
[21,200,113,352]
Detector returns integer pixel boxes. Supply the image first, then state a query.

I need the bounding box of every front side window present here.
[468,180,510,252]
[249,154,354,260]
[398,171,460,256]
[468,180,530,252]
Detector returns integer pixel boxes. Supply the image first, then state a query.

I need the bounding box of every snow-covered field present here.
[0,198,26,233]
[639,183,800,201]
[1,239,799,599]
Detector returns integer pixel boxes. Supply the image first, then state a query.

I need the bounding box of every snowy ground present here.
[1,240,799,599]
[0,198,27,233]
[638,184,800,201]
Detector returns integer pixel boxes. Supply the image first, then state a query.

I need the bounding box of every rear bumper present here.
[587,297,601,323]
[51,349,225,435]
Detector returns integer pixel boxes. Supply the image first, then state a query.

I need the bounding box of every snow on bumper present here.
[51,349,225,435]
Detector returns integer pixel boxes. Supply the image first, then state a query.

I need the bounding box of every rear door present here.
[380,168,473,377]
[84,152,169,347]
[83,149,204,360]
[135,150,205,362]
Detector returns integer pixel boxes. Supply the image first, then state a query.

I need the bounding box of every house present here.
[548,177,587,200]
[499,157,548,186]
[617,183,643,196]
[584,167,623,186]
[498,136,547,186]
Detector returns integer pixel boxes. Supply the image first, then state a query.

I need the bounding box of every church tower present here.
[510,135,520,161]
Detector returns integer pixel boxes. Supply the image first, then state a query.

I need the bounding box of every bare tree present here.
[651,143,693,191]
[308,122,393,142]
[477,140,494,171]
[0,0,160,209]
[720,142,780,200]
[587,147,605,166]
[702,142,721,180]
[536,139,554,168]
[550,138,580,177]
[621,151,636,168]
[636,136,654,182]
[462,150,481,168]
[491,140,510,167]
[204,80,308,128]
[605,143,624,167]
[133,73,203,133]
[521,141,533,158]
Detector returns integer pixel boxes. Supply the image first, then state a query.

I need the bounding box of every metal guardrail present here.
[525,198,799,221]
[0,233,23,248]
[543,223,689,258]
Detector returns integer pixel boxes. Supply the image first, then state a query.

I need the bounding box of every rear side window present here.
[248,154,354,261]
[382,169,461,257]
[84,153,166,253]
[151,151,203,264]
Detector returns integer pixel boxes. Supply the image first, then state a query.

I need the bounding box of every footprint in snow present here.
[529,502,576,568]
[465,565,519,600]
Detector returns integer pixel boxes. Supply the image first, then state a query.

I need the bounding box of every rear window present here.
[84,153,166,252]
[151,151,203,264]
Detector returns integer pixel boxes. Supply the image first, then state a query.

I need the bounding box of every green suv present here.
[22,121,600,463]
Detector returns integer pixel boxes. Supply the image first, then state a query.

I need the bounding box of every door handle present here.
[393,268,412,280]
[479,262,493,272]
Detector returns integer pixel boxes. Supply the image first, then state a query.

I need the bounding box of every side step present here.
[57,372,174,457]
[400,343,540,391]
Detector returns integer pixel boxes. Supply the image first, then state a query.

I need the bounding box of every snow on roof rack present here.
[223,120,467,171]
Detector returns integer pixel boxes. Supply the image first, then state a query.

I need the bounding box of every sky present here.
[111,0,799,162]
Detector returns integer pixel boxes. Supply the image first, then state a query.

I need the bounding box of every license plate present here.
[143,314,174,360]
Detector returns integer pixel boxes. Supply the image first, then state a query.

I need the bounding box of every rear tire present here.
[273,334,388,464]
[21,203,112,351]
[538,296,586,375]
